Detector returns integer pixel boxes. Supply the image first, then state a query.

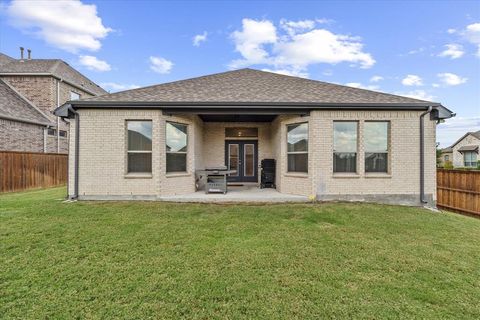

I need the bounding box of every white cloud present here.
[7,0,111,53]
[193,31,208,46]
[230,18,375,72]
[370,75,383,82]
[447,28,457,34]
[101,82,140,92]
[280,19,315,36]
[438,44,464,59]
[230,19,277,67]
[401,74,423,86]
[149,56,173,74]
[78,55,111,71]
[437,117,480,147]
[437,72,467,86]
[463,22,480,57]
[345,82,379,90]
[394,90,434,101]
[261,68,309,78]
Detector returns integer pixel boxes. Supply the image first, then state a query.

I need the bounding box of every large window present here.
[464,151,477,167]
[127,121,152,173]
[333,122,358,173]
[287,123,308,173]
[166,122,188,172]
[364,121,389,173]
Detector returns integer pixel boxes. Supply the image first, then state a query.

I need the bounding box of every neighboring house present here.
[55,69,454,206]
[0,50,107,153]
[439,147,453,165]
[444,130,480,168]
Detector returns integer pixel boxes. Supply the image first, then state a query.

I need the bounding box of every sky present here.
[0,0,479,147]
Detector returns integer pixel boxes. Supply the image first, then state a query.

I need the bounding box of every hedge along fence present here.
[437,169,480,216]
[0,151,68,193]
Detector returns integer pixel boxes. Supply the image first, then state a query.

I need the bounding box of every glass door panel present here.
[228,144,239,176]
[244,144,254,177]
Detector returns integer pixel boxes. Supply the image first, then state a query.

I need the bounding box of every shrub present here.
[444,160,453,169]
[477,160,480,170]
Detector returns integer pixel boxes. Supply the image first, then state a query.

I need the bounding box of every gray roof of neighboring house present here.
[0,53,15,66]
[0,79,53,126]
[441,147,453,153]
[0,53,107,96]
[457,145,478,152]
[449,130,480,149]
[74,68,443,106]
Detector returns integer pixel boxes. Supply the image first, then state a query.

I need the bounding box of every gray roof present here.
[76,68,441,106]
[449,130,480,149]
[0,79,53,126]
[0,53,15,66]
[441,147,453,153]
[457,145,478,152]
[0,54,107,96]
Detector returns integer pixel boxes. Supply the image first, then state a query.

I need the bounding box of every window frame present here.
[126,120,153,174]
[286,122,309,173]
[166,121,188,173]
[333,121,359,174]
[47,128,56,136]
[364,120,390,174]
[59,130,68,138]
[464,151,477,167]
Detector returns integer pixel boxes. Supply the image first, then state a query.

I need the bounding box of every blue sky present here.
[0,0,479,147]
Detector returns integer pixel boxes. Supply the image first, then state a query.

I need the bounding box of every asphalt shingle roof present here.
[77,68,439,106]
[0,55,107,96]
[0,79,53,125]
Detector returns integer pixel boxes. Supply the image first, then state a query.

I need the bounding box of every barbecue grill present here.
[196,167,236,194]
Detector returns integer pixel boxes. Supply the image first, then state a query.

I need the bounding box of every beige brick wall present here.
[68,108,438,204]
[452,134,480,167]
[0,119,45,152]
[1,76,94,154]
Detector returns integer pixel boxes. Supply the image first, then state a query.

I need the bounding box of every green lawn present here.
[1,188,479,319]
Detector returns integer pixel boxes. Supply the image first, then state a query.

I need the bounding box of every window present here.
[287,123,308,173]
[47,128,56,136]
[333,122,358,173]
[364,121,389,173]
[70,91,80,100]
[59,130,67,138]
[166,122,188,172]
[464,151,477,167]
[127,121,152,173]
[444,155,449,161]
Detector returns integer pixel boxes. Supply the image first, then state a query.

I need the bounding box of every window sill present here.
[332,173,360,178]
[124,173,153,179]
[365,173,392,178]
[166,172,191,178]
[284,172,309,178]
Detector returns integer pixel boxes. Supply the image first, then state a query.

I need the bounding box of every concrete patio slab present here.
[159,185,309,203]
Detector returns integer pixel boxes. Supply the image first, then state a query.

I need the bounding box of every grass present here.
[1,187,479,319]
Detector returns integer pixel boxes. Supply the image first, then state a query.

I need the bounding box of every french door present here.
[225,140,258,183]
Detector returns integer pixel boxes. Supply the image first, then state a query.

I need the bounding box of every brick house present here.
[0,51,107,153]
[55,69,454,205]
[441,130,480,167]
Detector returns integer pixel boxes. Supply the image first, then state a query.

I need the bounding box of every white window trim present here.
[333,121,358,174]
[126,120,153,175]
[364,121,390,174]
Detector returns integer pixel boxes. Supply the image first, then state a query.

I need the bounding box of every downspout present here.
[43,126,47,152]
[420,106,433,204]
[56,79,62,153]
[69,106,80,200]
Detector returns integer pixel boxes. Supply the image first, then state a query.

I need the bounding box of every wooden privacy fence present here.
[0,151,68,193]
[437,169,480,216]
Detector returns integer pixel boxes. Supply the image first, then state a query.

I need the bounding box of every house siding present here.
[68,108,437,206]
[0,118,45,152]
[0,76,95,154]
[452,134,480,167]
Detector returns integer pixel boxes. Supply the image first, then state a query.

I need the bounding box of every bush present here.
[444,160,453,169]
[477,160,480,170]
